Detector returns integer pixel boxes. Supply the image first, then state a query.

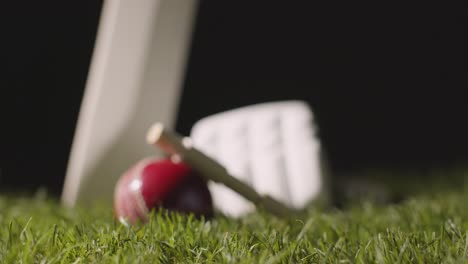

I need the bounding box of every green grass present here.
[0,179,467,263]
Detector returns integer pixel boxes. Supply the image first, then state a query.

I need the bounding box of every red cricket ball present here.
[114,158,213,223]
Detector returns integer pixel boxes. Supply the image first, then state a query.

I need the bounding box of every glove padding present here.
[190,101,326,217]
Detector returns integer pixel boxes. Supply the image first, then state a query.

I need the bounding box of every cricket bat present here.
[62,0,198,207]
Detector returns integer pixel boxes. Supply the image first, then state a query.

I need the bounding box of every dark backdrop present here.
[1,1,466,195]
[0,2,103,193]
[178,1,467,172]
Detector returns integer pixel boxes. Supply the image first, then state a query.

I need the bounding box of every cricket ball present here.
[114,158,213,223]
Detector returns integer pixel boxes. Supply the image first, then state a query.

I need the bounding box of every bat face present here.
[61,0,198,207]
[190,101,328,217]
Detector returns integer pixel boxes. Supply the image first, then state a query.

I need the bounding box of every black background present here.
[1,1,466,195]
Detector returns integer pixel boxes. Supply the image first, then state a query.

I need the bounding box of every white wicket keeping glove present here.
[190,101,327,217]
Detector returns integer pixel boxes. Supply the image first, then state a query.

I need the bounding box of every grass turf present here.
[0,179,467,263]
